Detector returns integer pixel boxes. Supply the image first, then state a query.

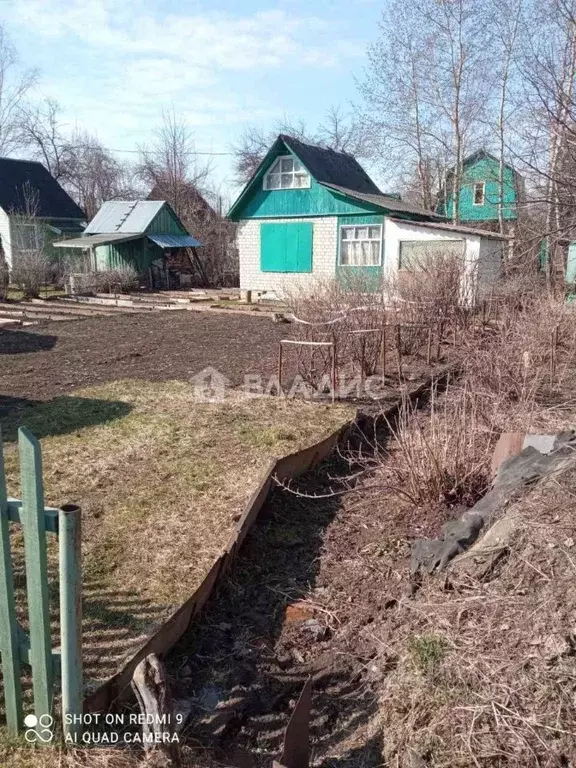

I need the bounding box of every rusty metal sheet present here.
[491,432,526,476]
[280,677,312,768]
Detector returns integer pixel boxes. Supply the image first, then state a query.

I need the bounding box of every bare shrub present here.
[379,384,494,508]
[284,275,387,389]
[460,292,576,431]
[383,247,468,354]
[94,267,139,294]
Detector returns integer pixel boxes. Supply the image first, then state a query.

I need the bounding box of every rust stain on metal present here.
[491,432,526,476]
[280,677,312,768]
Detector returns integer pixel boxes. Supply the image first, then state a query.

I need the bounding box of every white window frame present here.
[263,155,311,191]
[473,182,485,206]
[338,224,383,267]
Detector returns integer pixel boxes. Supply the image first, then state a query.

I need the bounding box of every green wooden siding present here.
[336,214,384,291]
[94,237,159,273]
[241,176,383,219]
[145,205,187,235]
[260,222,313,272]
[229,140,383,220]
[440,156,517,222]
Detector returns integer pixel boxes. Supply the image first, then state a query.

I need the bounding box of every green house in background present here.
[437,150,523,228]
[54,200,201,288]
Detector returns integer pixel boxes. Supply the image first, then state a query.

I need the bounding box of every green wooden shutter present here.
[260,222,313,273]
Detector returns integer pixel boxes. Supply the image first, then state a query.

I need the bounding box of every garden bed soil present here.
[0,312,449,413]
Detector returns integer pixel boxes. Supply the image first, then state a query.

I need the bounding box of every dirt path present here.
[164,385,454,768]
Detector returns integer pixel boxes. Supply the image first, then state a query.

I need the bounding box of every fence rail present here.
[0,427,82,739]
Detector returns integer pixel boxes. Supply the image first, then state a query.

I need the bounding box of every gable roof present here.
[148,183,218,220]
[85,200,167,234]
[444,149,521,180]
[279,135,381,195]
[228,134,388,219]
[0,157,84,219]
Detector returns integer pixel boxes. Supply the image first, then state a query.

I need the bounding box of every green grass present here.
[2,380,354,685]
[409,633,450,674]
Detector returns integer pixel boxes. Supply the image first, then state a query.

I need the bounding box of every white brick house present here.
[228,135,507,302]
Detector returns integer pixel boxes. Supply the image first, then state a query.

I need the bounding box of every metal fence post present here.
[58,503,83,741]
[0,431,23,733]
[19,427,53,723]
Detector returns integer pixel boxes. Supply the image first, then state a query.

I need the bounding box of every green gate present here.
[0,427,82,740]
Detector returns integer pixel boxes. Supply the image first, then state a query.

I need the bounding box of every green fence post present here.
[19,427,53,723]
[58,504,82,742]
[0,431,23,733]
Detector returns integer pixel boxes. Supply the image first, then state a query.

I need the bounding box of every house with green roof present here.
[228,135,507,301]
[436,150,523,226]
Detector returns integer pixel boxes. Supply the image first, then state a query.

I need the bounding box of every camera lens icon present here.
[24,713,54,743]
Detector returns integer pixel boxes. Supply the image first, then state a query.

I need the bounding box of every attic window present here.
[264,156,310,190]
[473,182,485,205]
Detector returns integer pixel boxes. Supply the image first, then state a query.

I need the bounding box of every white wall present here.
[384,217,486,304]
[0,208,12,268]
[238,217,337,296]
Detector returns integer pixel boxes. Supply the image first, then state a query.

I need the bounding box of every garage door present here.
[398,239,465,270]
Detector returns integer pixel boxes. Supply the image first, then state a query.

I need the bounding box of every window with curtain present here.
[339,225,382,266]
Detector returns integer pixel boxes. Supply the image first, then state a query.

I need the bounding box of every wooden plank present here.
[0,432,23,733]
[6,499,59,534]
[19,427,53,722]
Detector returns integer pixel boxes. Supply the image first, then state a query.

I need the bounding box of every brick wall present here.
[238,217,338,295]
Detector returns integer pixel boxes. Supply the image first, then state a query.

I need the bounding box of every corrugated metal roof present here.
[84,200,166,234]
[147,234,202,248]
[53,233,142,248]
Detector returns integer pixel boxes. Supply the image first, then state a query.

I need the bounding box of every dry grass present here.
[376,460,576,767]
[1,380,353,686]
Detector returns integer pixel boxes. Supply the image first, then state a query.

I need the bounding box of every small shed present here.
[54,200,202,288]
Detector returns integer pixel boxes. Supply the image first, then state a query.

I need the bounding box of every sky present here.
[0,0,383,197]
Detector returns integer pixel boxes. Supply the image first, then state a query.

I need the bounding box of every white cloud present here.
[1,0,365,187]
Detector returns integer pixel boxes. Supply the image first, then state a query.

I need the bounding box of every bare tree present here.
[63,129,137,219]
[231,107,372,186]
[511,0,576,283]
[140,112,236,286]
[360,0,493,215]
[10,184,49,298]
[138,111,211,208]
[19,97,73,180]
[0,26,37,156]
[359,0,441,208]
[485,0,524,235]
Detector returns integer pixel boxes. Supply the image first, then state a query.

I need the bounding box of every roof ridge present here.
[0,156,45,166]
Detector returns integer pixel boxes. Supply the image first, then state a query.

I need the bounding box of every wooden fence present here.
[0,427,82,739]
